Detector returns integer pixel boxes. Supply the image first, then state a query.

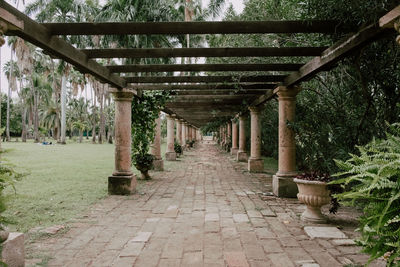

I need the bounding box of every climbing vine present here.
[131,91,170,179]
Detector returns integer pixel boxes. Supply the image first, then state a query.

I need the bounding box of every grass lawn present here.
[2,139,114,232]
[1,138,169,233]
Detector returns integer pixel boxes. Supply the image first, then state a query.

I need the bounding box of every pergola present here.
[1,1,399,196]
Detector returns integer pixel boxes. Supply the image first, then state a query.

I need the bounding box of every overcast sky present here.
[0,0,244,98]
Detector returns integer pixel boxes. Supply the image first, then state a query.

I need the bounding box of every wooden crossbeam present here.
[251,6,400,107]
[129,83,276,90]
[126,75,285,84]
[43,20,342,35]
[173,95,258,100]
[107,63,303,73]
[82,47,327,59]
[0,2,126,89]
[174,90,266,95]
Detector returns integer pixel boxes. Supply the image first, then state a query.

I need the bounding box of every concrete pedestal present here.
[230,148,239,155]
[1,232,24,267]
[248,158,264,172]
[273,174,298,197]
[108,175,136,195]
[152,159,164,171]
[165,152,177,161]
[237,151,248,162]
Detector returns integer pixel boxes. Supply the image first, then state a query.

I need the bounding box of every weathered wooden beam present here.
[82,47,328,59]
[128,83,276,90]
[379,5,400,28]
[284,24,389,87]
[126,75,285,84]
[0,2,126,89]
[107,63,304,73]
[174,90,266,95]
[43,20,343,35]
[251,90,276,106]
[172,95,258,100]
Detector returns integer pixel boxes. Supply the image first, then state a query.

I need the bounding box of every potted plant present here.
[174,142,182,157]
[294,172,337,223]
[132,153,154,180]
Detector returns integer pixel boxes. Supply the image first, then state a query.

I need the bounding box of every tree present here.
[3,60,19,141]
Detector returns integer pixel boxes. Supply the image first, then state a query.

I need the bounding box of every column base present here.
[108,175,136,195]
[230,148,238,155]
[165,152,177,161]
[152,159,164,171]
[237,151,248,162]
[248,158,264,172]
[272,173,298,198]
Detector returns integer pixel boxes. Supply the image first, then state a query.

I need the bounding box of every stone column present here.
[176,118,182,145]
[182,122,187,148]
[273,86,300,197]
[151,113,163,171]
[237,115,248,162]
[188,125,193,141]
[186,124,190,143]
[165,114,177,161]
[227,122,231,142]
[248,106,264,172]
[108,90,136,195]
[231,119,239,155]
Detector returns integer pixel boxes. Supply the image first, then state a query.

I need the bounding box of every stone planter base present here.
[108,175,136,195]
[165,152,177,161]
[1,232,24,267]
[248,158,264,172]
[230,148,238,155]
[152,159,164,171]
[273,174,298,198]
[237,151,248,162]
[294,178,331,224]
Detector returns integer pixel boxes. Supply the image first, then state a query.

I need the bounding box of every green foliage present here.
[332,123,400,265]
[174,142,182,155]
[0,159,24,228]
[131,91,170,176]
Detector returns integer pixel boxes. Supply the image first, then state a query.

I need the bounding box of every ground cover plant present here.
[332,123,400,266]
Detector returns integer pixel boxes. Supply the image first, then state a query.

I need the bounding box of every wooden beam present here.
[173,95,258,100]
[284,24,389,87]
[0,2,127,89]
[126,75,285,84]
[43,20,342,35]
[379,5,400,28]
[129,83,276,90]
[174,90,266,95]
[107,63,304,73]
[82,47,328,59]
[251,90,276,106]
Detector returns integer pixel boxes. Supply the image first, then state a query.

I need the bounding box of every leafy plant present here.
[332,123,400,266]
[174,142,182,156]
[131,91,170,180]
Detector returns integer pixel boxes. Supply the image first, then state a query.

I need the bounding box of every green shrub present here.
[174,142,182,155]
[332,123,400,266]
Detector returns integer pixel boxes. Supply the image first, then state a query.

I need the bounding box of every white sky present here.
[0,0,244,98]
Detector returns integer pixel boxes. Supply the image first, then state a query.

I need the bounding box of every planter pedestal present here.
[294,178,330,224]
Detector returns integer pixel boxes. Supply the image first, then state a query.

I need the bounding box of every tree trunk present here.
[28,106,33,139]
[34,92,39,143]
[79,129,83,143]
[60,74,67,144]
[92,86,97,144]
[21,105,27,142]
[99,93,105,144]
[6,84,10,142]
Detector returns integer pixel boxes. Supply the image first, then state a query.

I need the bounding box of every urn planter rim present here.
[294,178,328,185]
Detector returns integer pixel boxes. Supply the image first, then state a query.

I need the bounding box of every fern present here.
[332,123,400,266]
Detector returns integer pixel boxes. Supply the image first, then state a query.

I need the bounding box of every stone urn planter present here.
[294,178,331,224]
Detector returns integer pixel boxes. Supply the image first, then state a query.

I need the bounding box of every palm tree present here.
[3,60,20,142]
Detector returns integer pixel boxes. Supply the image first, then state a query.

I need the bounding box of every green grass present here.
[2,139,114,232]
[262,156,278,173]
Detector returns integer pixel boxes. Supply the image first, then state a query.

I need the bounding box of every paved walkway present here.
[28,141,382,267]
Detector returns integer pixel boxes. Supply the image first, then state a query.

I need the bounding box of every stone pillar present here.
[165,114,177,161]
[227,122,231,143]
[176,119,182,145]
[248,106,264,172]
[237,115,248,162]
[188,125,193,141]
[231,119,239,155]
[186,124,190,143]
[151,113,163,171]
[273,86,300,197]
[109,90,136,195]
[182,121,187,148]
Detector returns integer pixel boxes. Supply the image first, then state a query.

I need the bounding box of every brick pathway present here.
[27,141,384,267]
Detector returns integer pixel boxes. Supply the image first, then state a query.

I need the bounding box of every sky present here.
[0,0,244,98]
